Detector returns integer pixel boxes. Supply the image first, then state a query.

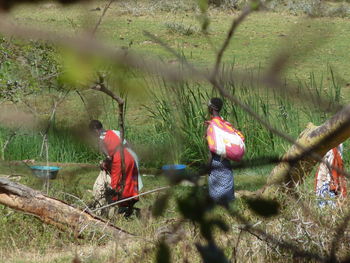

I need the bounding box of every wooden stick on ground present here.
[0,178,133,238]
[92,186,170,212]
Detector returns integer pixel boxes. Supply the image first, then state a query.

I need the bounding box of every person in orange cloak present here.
[89,120,140,217]
[315,144,347,208]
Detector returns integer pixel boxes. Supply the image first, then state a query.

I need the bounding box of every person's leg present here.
[208,156,233,206]
[116,200,137,218]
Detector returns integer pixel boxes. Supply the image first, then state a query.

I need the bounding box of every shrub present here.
[325,4,350,17]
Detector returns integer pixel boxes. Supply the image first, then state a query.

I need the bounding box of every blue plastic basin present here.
[30,166,60,179]
[162,164,187,176]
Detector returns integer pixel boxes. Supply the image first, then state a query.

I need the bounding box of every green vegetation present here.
[145,68,348,167]
[0,0,349,262]
[0,162,342,262]
[8,3,350,79]
[0,161,267,261]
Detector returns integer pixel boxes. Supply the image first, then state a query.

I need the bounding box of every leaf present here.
[200,219,229,241]
[211,219,229,232]
[245,198,280,218]
[177,187,212,222]
[156,241,171,263]
[108,66,148,101]
[152,193,170,217]
[58,48,104,88]
[196,242,229,263]
[59,49,89,87]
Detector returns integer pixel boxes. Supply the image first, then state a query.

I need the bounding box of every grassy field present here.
[0,160,345,262]
[0,161,269,262]
[0,1,350,262]
[9,2,350,81]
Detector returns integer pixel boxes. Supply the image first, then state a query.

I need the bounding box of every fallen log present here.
[259,105,350,198]
[0,178,133,238]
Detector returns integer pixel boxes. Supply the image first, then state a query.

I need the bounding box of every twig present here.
[39,91,70,157]
[212,6,252,79]
[231,229,243,263]
[92,0,116,36]
[1,131,16,160]
[19,98,39,117]
[38,71,61,81]
[59,191,92,213]
[76,90,92,120]
[92,186,170,212]
[328,210,350,262]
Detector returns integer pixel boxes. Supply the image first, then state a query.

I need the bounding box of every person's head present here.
[89,120,103,137]
[208,97,223,116]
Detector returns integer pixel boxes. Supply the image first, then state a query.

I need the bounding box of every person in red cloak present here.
[89,120,140,217]
[315,144,347,208]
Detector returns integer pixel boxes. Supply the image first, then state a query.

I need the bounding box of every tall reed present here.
[0,126,99,163]
[143,66,344,168]
[0,67,344,168]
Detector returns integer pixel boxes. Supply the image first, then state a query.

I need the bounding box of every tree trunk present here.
[0,178,133,238]
[260,105,350,198]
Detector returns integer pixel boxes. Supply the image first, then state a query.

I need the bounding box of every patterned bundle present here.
[206,117,245,162]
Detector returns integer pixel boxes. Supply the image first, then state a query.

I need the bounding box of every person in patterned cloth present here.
[315,144,346,208]
[89,120,142,217]
[206,98,234,207]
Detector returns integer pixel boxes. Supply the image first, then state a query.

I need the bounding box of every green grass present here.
[0,127,100,163]
[0,160,345,263]
[9,2,350,81]
[1,2,349,168]
[143,69,350,169]
[0,160,269,262]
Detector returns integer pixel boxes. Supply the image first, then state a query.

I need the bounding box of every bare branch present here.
[91,83,124,105]
[76,90,92,120]
[92,186,170,212]
[212,6,252,78]
[1,131,16,161]
[91,0,115,36]
[39,91,70,157]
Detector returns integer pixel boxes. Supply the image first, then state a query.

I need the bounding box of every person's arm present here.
[198,151,212,175]
[99,140,111,159]
[207,151,212,169]
[98,140,112,172]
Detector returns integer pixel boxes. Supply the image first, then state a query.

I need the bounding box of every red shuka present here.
[330,148,347,198]
[102,130,139,206]
[315,147,347,198]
